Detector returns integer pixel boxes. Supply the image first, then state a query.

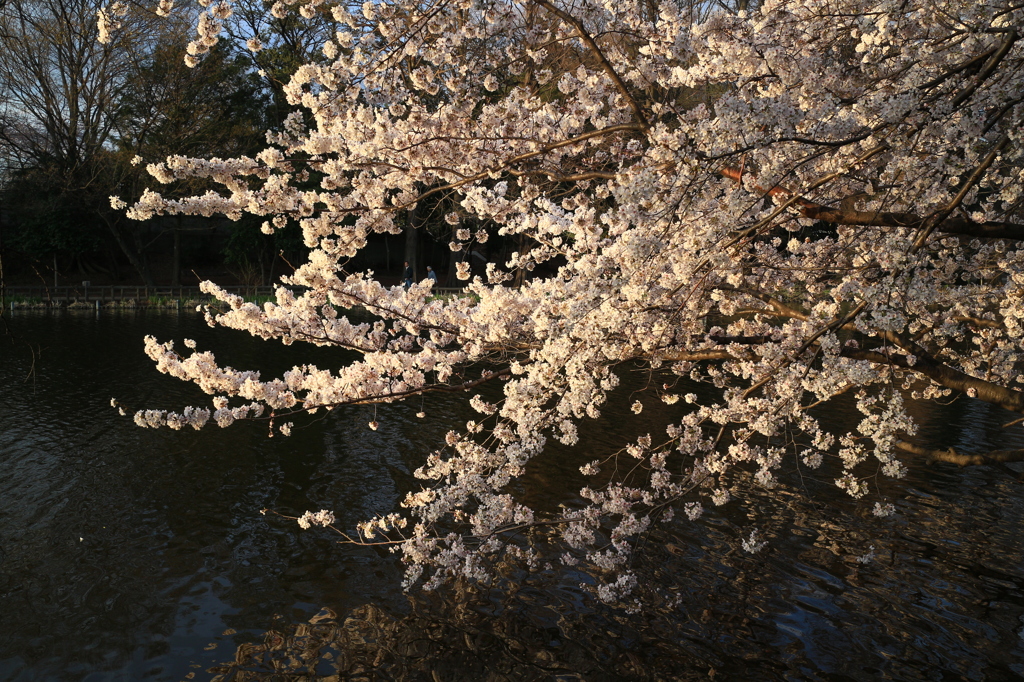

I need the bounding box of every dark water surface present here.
[1,310,1023,680]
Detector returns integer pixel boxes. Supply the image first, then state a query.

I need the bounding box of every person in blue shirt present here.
[426,266,438,283]
[403,261,413,288]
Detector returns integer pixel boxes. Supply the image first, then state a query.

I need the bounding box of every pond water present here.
[1,309,1023,680]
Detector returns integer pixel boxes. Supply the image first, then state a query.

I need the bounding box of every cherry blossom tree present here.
[106,0,1024,602]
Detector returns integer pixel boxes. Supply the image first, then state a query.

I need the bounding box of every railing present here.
[4,283,468,305]
[4,284,277,302]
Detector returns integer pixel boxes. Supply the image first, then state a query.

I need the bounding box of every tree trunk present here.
[103,215,156,287]
[447,223,464,287]
[513,233,529,287]
[405,203,421,282]
[171,216,182,287]
[107,246,121,282]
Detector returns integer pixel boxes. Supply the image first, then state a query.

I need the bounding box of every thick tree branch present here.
[806,205,1024,240]
[842,347,1024,414]
[719,165,1024,241]
[895,440,1024,466]
[954,315,1003,330]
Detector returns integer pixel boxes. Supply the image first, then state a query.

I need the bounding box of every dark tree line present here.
[0,0,523,290]
[0,0,312,288]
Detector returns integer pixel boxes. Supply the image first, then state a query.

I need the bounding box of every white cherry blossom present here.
[106,0,1024,603]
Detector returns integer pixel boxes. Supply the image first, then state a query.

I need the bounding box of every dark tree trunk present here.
[171,216,182,287]
[447,223,464,287]
[107,246,121,282]
[103,215,156,287]
[513,233,529,287]
[405,203,421,282]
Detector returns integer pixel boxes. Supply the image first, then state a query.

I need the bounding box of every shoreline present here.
[4,283,469,310]
[7,298,217,310]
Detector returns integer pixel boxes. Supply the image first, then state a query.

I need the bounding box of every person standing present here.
[426,266,438,283]
[403,261,413,288]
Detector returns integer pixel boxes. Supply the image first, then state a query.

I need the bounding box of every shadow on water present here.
[0,309,1023,680]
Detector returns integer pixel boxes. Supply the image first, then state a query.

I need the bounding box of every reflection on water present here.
[1,309,1023,680]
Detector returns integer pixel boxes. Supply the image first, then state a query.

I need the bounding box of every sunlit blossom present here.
[118,0,1024,604]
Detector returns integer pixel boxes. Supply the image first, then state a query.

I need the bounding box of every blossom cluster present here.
[296,509,335,530]
[106,0,1024,602]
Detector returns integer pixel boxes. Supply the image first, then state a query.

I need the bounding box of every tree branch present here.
[266,368,514,416]
[390,123,642,212]
[917,46,997,92]
[949,30,1019,109]
[658,349,737,362]
[895,440,1024,466]
[719,161,1024,241]
[954,315,1003,330]
[533,0,650,130]
[911,133,1011,251]
[842,347,1024,414]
